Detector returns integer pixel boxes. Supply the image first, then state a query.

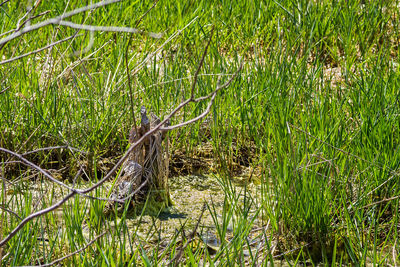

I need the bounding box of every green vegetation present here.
[1,0,400,265]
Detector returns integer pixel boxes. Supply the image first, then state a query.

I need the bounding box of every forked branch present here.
[0,29,242,247]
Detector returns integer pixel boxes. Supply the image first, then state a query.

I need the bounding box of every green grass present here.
[1,0,400,265]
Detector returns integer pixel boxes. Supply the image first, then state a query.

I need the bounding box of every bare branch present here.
[0,191,75,246]
[21,145,86,156]
[56,20,161,38]
[192,62,243,103]
[15,1,37,31]
[124,0,159,135]
[0,34,79,65]
[129,16,198,77]
[0,205,22,221]
[0,147,78,192]
[0,63,241,246]
[0,86,10,95]
[135,0,159,27]
[0,0,10,7]
[190,26,214,99]
[161,63,243,131]
[361,195,400,210]
[0,23,241,247]
[16,10,51,32]
[0,0,162,48]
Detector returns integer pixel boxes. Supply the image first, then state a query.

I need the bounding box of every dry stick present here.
[22,232,106,267]
[0,0,120,43]
[2,149,112,204]
[0,190,75,247]
[169,203,207,265]
[0,0,10,7]
[21,145,86,156]
[160,66,242,131]
[361,195,400,210]
[0,205,22,221]
[112,16,198,94]
[72,168,83,188]
[0,167,5,262]
[125,39,137,134]
[135,0,159,27]
[56,20,161,38]
[125,0,159,133]
[190,26,215,99]
[0,147,79,193]
[4,151,135,204]
[16,10,51,32]
[15,0,40,31]
[128,16,198,77]
[0,86,10,94]
[0,34,79,65]
[115,17,198,94]
[0,0,39,40]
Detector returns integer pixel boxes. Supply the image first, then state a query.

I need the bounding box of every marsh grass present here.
[1,0,400,265]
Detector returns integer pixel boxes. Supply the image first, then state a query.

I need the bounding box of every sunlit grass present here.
[1,0,400,265]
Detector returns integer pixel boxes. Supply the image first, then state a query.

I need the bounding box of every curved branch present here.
[0,0,162,48]
[0,26,241,247]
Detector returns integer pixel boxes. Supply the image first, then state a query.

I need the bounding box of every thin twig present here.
[0,205,22,221]
[135,0,159,27]
[56,20,161,38]
[124,0,159,134]
[21,145,86,156]
[361,195,400,210]
[15,1,38,31]
[16,10,51,32]
[190,26,214,99]
[0,34,79,65]
[129,16,198,77]
[160,64,243,131]
[0,0,161,47]
[0,191,75,247]
[125,41,137,135]
[0,0,10,7]
[0,147,78,192]
[0,86,10,94]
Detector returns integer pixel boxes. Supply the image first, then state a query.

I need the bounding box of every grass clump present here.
[1,0,400,265]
